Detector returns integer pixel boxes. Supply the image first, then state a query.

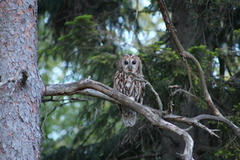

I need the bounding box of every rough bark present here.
[0,0,43,159]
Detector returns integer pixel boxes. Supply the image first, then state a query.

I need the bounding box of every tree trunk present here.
[170,1,204,49]
[0,0,43,159]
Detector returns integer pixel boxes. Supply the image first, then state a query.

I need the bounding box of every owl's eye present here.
[124,61,128,65]
[132,60,136,65]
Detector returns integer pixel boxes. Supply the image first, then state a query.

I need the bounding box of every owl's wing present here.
[114,70,145,127]
[138,81,145,104]
[118,81,145,127]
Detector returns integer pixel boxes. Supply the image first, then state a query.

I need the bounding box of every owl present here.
[114,54,145,127]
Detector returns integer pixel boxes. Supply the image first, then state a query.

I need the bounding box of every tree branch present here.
[44,77,240,159]
[127,72,163,114]
[44,78,194,160]
[164,114,240,138]
[164,114,220,137]
[155,0,223,117]
[42,1,240,159]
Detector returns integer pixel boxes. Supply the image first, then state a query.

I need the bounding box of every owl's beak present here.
[127,64,133,72]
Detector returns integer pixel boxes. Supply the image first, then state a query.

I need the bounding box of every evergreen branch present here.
[41,101,68,129]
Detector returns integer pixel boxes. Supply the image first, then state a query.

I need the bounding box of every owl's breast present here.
[125,82,131,88]
[114,71,143,100]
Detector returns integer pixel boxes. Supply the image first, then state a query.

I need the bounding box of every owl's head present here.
[118,54,142,74]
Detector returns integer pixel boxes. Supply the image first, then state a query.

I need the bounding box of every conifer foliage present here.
[38,0,240,159]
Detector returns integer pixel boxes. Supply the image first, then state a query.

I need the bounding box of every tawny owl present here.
[114,54,145,127]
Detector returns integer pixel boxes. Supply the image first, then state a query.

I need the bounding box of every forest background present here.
[38,0,240,159]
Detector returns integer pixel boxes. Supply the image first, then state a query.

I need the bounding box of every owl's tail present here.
[121,111,137,127]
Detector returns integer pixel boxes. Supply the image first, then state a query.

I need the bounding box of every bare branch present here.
[195,114,240,137]
[77,89,121,105]
[127,72,163,114]
[164,114,240,138]
[155,0,222,117]
[164,114,219,138]
[145,80,163,114]
[44,78,240,159]
[167,85,197,114]
[171,88,197,98]
[44,79,194,159]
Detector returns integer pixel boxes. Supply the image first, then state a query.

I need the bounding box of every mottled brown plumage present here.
[114,54,145,127]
